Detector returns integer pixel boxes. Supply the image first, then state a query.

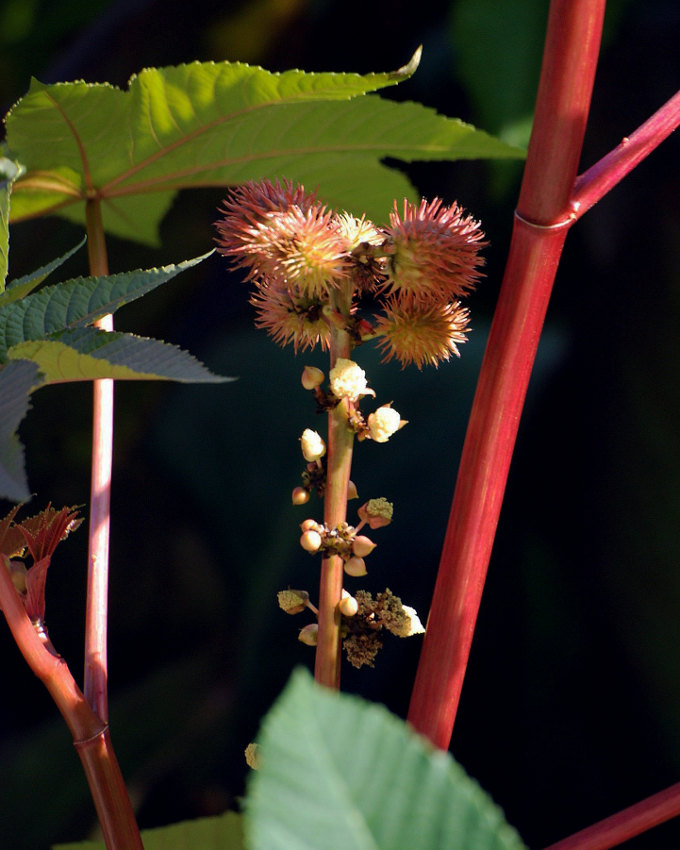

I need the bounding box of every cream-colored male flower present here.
[367,404,407,443]
[390,605,426,637]
[300,428,326,462]
[329,358,375,402]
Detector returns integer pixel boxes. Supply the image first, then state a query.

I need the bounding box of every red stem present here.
[0,562,143,849]
[543,782,680,850]
[407,0,606,748]
[571,89,680,219]
[84,197,113,721]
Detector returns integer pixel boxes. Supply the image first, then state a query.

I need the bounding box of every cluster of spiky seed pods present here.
[215,178,486,670]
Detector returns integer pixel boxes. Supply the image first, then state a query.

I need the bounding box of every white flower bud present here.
[300,529,322,553]
[338,594,359,617]
[301,365,325,390]
[344,556,367,577]
[292,486,311,505]
[298,623,319,646]
[367,405,406,443]
[329,358,375,402]
[352,535,376,558]
[300,428,326,461]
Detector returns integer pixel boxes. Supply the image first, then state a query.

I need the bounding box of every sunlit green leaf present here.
[5,56,523,245]
[0,155,21,290]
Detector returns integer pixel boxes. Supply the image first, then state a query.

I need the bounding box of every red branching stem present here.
[84,197,113,721]
[408,0,607,748]
[543,782,680,850]
[571,89,680,220]
[0,561,143,850]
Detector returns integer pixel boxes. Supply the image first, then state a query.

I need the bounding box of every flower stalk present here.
[315,298,355,688]
[216,178,486,686]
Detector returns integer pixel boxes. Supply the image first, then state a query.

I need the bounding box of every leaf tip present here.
[390,46,422,81]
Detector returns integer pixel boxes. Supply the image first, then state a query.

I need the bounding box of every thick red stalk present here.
[0,562,143,849]
[407,0,606,748]
[543,782,680,850]
[84,197,113,721]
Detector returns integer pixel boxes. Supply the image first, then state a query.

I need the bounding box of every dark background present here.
[1,0,679,847]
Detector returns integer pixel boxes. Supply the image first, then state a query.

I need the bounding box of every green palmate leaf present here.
[5,55,523,245]
[0,238,86,308]
[246,669,527,850]
[0,359,41,501]
[7,327,229,384]
[0,252,211,358]
[52,810,244,850]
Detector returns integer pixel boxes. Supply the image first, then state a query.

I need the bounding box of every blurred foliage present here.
[0,1,679,849]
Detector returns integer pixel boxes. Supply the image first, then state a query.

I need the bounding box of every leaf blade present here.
[7,329,232,384]
[247,669,527,850]
[6,57,522,244]
[52,810,245,850]
[0,252,211,360]
[0,359,42,501]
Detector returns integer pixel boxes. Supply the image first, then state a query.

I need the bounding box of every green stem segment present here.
[314,294,355,688]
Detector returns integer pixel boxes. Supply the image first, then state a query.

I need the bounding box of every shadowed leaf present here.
[0,252,212,359]
[7,328,231,384]
[0,360,41,501]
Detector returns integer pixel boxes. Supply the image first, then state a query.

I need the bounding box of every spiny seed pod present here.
[300,529,322,553]
[301,365,325,390]
[338,594,359,617]
[292,486,311,506]
[298,623,319,646]
[344,556,367,577]
[352,535,376,558]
